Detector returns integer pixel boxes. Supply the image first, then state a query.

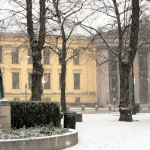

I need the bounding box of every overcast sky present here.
[0,0,150,36]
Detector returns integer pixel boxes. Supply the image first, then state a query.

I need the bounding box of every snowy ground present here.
[64,113,150,150]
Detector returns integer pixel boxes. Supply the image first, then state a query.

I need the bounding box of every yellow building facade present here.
[0,34,97,105]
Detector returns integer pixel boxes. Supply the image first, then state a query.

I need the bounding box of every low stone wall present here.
[0,129,78,150]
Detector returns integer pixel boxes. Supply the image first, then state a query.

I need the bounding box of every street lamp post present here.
[25,83,27,101]
[0,69,4,99]
[113,98,116,112]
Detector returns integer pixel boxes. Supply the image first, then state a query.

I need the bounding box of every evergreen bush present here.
[10,101,60,129]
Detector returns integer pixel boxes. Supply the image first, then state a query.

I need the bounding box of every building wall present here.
[95,43,150,106]
[96,49,110,107]
[0,34,97,104]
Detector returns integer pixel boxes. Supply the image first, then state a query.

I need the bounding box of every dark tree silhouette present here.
[26,0,46,101]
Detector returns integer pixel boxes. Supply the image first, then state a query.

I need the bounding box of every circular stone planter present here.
[0,129,78,150]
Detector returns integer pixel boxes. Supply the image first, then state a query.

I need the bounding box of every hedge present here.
[10,101,60,129]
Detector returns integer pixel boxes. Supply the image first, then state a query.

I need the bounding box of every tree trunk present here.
[31,40,43,101]
[118,0,139,121]
[60,61,67,112]
[26,0,45,101]
[119,63,133,121]
[60,36,67,112]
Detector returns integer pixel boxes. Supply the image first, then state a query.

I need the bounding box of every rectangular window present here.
[0,47,2,64]
[74,73,80,89]
[139,51,148,71]
[28,73,32,89]
[43,47,50,64]
[75,97,80,103]
[139,74,148,104]
[110,51,117,71]
[73,50,79,65]
[12,72,19,89]
[112,76,117,94]
[44,73,50,89]
[110,75,118,104]
[28,48,32,64]
[45,97,51,101]
[13,98,19,101]
[12,47,19,64]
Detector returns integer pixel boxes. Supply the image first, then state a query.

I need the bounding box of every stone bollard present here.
[95,105,98,111]
[0,100,11,129]
[66,105,70,112]
[108,105,111,111]
[81,105,85,111]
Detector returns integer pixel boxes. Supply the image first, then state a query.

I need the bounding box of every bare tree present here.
[117,0,139,121]
[1,0,93,106]
[82,0,140,121]
[46,0,92,112]
[26,0,46,100]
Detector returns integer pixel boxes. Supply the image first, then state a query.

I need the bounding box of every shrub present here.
[10,101,60,129]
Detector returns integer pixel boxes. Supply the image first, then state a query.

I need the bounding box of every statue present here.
[0,69,4,99]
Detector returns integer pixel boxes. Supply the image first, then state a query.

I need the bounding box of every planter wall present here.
[0,129,78,150]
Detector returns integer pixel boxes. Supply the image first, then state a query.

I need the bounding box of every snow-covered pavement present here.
[65,113,150,150]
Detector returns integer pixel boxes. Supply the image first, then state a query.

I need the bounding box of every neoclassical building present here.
[0,33,97,105]
[1,33,149,107]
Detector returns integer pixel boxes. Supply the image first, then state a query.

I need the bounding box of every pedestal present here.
[0,100,11,129]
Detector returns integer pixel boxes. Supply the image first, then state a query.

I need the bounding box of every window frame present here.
[12,72,19,89]
[74,73,80,89]
[43,73,51,89]
[12,47,19,64]
[43,47,50,64]
[28,48,32,64]
[28,73,32,89]
[73,50,80,65]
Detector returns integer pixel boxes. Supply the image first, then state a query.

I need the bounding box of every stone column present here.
[134,53,140,103]
[97,50,109,107]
